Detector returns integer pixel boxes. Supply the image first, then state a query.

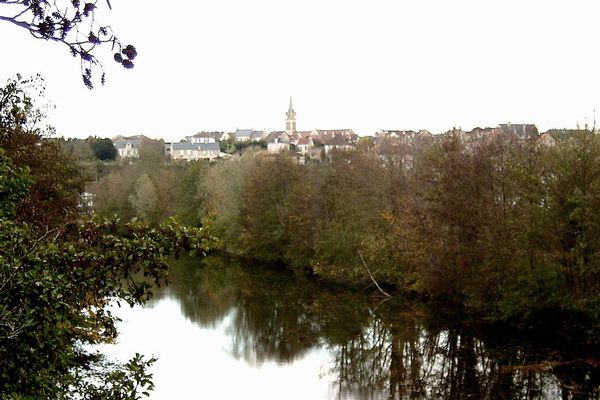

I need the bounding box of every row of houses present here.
[162,99,360,161]
[111,124,541,163]
[374,124,537,142]
[112,132,360,163]
[370,123,597,160]
[438,123,581,147]
[112,98,584,164]
[164,128,359,161]
[112,133,224,161]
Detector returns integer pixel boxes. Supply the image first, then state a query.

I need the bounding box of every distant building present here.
[497,123,539,139]
[233,129,266,142]
[325,134,354,154]
[438,124,539,149]
[233,129,253,142]
[166,141,220,161]
[266,131,290,144]
[312,129,358,146]
[185,131,222,144]
[286,97,296,135]
[268,131,286,140]
[537,128,596,146]
[251,130,267,142]
[376,129,417,139]
[112,136,143,158]
[267,135,290,154]
[117,141,139,158]
[297,136,314,155]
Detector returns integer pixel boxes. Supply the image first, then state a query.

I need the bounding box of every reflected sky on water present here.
[98,255,599,400]
[100,297,337,399]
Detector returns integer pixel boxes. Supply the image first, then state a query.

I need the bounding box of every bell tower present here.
[286,97,296,135]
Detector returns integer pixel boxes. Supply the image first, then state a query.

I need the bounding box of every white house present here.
[297,136,314,155]
[251,130,267,142]
[112,136,142,158]
[185,132,218,144]
[166,142,220,161]
[233,129,267,142]
[233,129,253,142]
[267,136,290,154]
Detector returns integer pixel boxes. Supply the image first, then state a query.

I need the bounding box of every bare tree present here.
[0,0,136,88]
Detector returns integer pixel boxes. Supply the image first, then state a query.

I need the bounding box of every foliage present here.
[174,160,210,227]
[61,137,95,160]
[311,150,396,284]
[90,166,137,219]
[239,155,313,266]
[0,0,137,88]
[90,137,117,161]
[0,74,213,398]
[66,353,156,400]
[201,153,255,255]
[227,140,267,155]
[129,173,159,224]
[137,139,167,164]
[219,138,230,153]
[0,150,211,398]
[197,133,600,326]
[0,150,31,219]
[90,153,209,226]
[0,76,90,228]
[0,75,47,132]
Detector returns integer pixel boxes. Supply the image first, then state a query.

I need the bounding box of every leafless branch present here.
[0,0,136,88]
[358,251,393,298]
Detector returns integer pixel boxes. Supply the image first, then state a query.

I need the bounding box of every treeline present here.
[201,133,600,325]
[91,132,600,326]
[90,148,210,226]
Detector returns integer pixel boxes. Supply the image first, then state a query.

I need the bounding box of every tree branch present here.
[358,251,393,298]
[0,0,136,88]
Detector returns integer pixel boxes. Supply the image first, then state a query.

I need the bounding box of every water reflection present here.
[151,255,598,399]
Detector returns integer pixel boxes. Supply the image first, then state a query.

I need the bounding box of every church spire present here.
[286,97,296,134]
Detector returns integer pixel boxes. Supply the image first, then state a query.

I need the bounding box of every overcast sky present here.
[1,0,599,141]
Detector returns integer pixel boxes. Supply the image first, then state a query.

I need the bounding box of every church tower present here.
[286,97,296,135]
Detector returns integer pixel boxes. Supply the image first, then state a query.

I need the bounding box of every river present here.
[98,255,599,399]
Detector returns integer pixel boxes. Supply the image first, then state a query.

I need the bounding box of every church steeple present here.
[286,97,296,134]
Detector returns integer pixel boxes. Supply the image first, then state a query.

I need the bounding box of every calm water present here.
[99,255,599,399]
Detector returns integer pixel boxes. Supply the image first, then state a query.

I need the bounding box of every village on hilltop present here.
[110,99,595,163]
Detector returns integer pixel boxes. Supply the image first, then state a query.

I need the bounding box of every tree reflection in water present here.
[160,255,598,399]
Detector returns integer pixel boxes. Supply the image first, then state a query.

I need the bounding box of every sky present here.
[1,0,599,141]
